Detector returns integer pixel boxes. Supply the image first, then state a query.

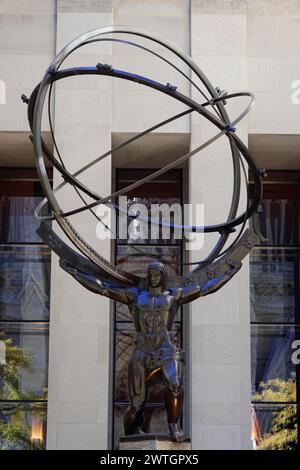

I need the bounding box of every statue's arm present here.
[199,264,241,297]
[175,229,259,305]
[59,258,132,304]
[174,285,201,305]
[176,264,241,305]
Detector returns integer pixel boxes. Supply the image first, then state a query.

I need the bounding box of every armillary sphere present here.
[23,26,264,289]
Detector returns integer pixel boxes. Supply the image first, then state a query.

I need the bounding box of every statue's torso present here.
[128,289,178,334]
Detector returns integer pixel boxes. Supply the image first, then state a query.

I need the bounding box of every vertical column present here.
[112,0,191,134]
[0,0,55,132]
[47,0,113,450]
[248,0,300,135]
[190,0,251,449]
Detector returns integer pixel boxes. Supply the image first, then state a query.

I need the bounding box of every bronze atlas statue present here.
[23,26,264,442]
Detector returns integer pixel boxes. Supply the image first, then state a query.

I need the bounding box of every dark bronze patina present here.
[58,238,257,441]
[36,221,260,442]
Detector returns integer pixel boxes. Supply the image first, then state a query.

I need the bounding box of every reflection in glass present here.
[0,245,51,321]
[115,323,181,402]
[0,401,47,450]
[251,404,298,450]
[251,325,298,398]
[117,245,181,277]
[0,322,49,400]
[250,248,299,323]
[251,183,298,245]
[0,196,45,244]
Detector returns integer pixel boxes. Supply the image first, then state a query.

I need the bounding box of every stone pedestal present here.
[119,434,192,451]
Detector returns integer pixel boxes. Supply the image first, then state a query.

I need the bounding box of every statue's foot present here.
[124,426,145,436]
[169,423,185,442]
[135,426,145,435]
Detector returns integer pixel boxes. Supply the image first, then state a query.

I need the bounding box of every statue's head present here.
[147,262,167,289]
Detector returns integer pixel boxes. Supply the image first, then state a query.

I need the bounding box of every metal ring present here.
[29,26,262,284]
